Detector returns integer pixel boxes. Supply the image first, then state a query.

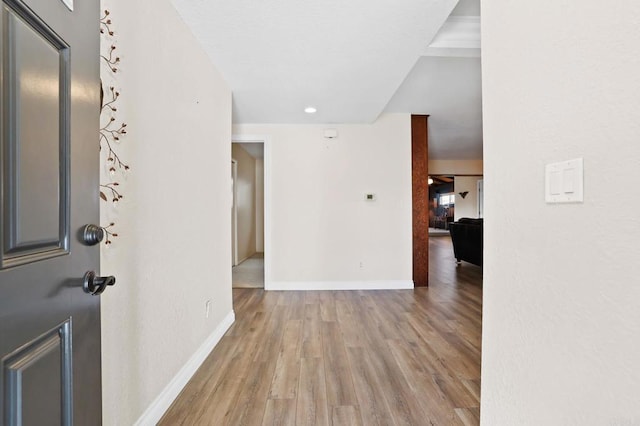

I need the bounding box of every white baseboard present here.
[134,310,235,426]
[266,280,414,291]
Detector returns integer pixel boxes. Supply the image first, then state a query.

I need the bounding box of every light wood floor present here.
[160,237,482,425]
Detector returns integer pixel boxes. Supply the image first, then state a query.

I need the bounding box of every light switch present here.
[550,171,561,195]
[563,168,575,193]
[545,158,583,203]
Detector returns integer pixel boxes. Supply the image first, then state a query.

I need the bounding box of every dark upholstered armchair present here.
[449,218,483,267]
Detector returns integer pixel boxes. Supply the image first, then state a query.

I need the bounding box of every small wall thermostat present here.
[364,193,376,201]
[324,129,338,139]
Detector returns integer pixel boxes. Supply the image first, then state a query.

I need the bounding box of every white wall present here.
[482,1,640,424]
[233,114,413,289]
[100,0,233,424]
[232,144,257,262]
[454,176,482,220]
[256,158,265,252]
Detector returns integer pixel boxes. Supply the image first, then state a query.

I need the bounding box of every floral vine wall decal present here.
[100,87,129,174]
[99,9,129,246]
[100,9,114,36]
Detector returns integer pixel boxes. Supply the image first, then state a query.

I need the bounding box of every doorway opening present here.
[231,141,266,288]
[428,175,455,236]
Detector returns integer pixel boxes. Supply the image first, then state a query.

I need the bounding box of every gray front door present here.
[0,0,101,424]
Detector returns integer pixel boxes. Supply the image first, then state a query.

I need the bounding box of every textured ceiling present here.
[385,56,482,159]
[385,0,482,159]
[171,0,458,124]
[172,0,482,159]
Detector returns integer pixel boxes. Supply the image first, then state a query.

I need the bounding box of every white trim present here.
[231,159,239,267]
[268,280,414,291]
[231,135,272,290]
[134,311,235,426]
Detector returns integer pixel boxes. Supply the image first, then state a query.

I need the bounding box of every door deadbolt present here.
[82,224,104,246]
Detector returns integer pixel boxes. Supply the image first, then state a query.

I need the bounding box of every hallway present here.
[161,237,482,425]
[233,253,265,289]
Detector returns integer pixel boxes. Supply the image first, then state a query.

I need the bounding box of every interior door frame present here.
[477,178,484,218]
[231,159,238,266]
[231,134,272,289]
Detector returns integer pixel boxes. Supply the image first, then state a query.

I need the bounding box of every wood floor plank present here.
[386,338,461,424]
[261,399,296,426]
[364,341,437,426]
[304,303,322,321]
[287,291,306,320]
[406,314,480,380]
[346,347,396,426]
[269,319,302,399]
[336,300,365,349]
[304,291,321,304]
[319,292,337,322]
[296,357,330,426]
[226,361,273,426]
[433,374,479,408]
[331,406,363,426]
[188,357,249,425]
[160,236,483,425]
[158,336,241,426]
[461,378,481,403]
[253,304,288,363]
[192,311,274,425]
[454,407,481,426]
[301,317,323,359]
[321,321,358,406]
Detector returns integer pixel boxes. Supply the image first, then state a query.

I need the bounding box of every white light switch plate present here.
[61,0,73,11]
[545,158,583,203]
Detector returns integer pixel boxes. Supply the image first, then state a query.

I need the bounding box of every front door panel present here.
[3,320,72,425]
[0,0,100,424]
[2,1,70,268]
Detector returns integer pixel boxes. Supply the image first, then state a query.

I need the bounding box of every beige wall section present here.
[454,176,481,220]
[233,114,412,284]
[99,0,233,424]
[256,158,265,252]
[482,1,640,424]
[232,144,257,262]
[429,159,483,175]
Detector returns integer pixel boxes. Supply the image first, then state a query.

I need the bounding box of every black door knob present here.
[83,271,116,295]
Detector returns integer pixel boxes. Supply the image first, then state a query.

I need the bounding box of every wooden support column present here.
[411,115,429,287]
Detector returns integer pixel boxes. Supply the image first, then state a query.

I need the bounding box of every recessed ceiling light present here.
[304,106,317,114]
